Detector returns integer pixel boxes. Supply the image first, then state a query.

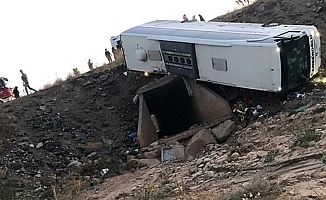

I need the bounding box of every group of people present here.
[87,45,123,71]
[182,14,205,23]
[2,70,37,99]
[105,46,123,63]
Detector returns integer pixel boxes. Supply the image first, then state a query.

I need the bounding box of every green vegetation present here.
[323,153,326,164]
[294,129,320,148]
[134,185,165,200]
[264,150,277,163]
[216,179,282,200]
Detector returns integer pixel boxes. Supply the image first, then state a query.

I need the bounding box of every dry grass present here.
[215,178,283,200]
[53,175,91,200]
[42,77,64,90]
[42,57,124,90]
[133,185,165,200]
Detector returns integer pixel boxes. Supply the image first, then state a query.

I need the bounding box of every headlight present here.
[143,71,149,77]
[316,31,320,37]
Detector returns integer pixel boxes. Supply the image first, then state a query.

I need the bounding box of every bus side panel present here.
[195,44,282,92]
[121,35,166,73]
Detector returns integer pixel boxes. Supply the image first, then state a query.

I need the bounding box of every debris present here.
[128,132,137,142]
[100,168,109,177]
[161,145,185,162]
[295,92,306,99]
[293,102,313,113]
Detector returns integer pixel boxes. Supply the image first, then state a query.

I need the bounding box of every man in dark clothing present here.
[88,59,94,71]
[13,86,20,98]
[199,14,205,21]
[105,49,113,63]
[20,69,37,95]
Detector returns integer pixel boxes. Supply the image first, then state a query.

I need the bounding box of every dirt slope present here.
[0,65,162,199]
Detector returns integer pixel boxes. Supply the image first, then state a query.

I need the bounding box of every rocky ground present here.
[0,65,163,199]
[1,0,326,199]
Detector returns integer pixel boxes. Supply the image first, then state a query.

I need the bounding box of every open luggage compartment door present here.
[136,75,233,148]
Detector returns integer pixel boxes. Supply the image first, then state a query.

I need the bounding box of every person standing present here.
[112,47,118,61]
[198,14,205,21]
[105,49,113,63]
[20,69,37,95]
[88,59,94,71]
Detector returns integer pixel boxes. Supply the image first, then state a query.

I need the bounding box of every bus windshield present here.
[279,35,310,91]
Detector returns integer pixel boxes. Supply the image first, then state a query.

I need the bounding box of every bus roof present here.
[121,20,314,45]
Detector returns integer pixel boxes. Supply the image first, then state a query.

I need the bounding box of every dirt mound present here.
[0,65,163,198]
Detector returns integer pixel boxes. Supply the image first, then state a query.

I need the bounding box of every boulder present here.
[185,129,217,160]
[212,120,237,143]
[137,158,160,168]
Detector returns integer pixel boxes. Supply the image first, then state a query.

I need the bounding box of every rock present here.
[35,173,42,178]
[36,142,43,149]
[253,121,262,127]
[231,152,240,160]
[125,159,139,169]
[144,151,157,159]
[256,150,268,158]
[67,160,83,173]
[203,157,210,163]
[203,162,211,171]
[87,152,97,158]
[212,120,236,143]
[247,152,258,160]
[185,129,217,160]
[189,167,197,174]
[257,3,265,12]
[308,141,316,147]
[196,158,204,166]
[137,158,160,168]
[218,154,229,163]
[39,106,46,111]
[192,171,203,179]
[306,2,311,7]
[207,171,215,178]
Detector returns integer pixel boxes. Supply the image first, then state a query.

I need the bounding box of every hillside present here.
[1,0,326,199]
[0,65,163,199]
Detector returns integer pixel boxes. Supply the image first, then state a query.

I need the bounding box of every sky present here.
[0,0,240,95]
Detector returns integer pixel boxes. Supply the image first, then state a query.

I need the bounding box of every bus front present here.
[277,28,321,92]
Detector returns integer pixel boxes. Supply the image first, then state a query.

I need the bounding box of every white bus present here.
[119,20,321,92]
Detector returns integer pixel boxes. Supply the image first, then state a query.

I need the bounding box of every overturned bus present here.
[120,20,321,93]
[118,20,322,147]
